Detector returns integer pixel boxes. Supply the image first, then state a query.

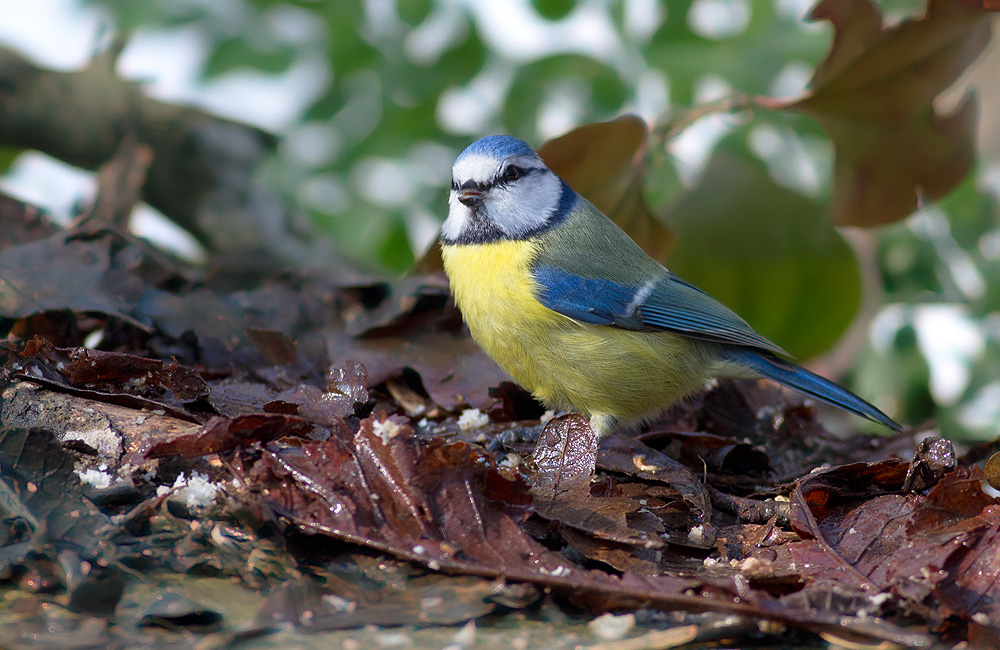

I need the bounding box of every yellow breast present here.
[441,239,561,395]
[441,240,716,432]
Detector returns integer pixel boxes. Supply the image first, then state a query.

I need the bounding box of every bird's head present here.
[441,136,575,244]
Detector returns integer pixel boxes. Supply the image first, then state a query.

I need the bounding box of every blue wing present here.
[532,265,788,356]
[530,265,900,431]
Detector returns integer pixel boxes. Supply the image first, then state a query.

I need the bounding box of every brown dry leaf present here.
[329,278,509,411]
[250,414,582,578]
[5,336,206,420]
[0,192,58,249]
[596,432,715,547]
[529,415,663,549]
[985,450,1000,490]
[537,115,676,262]
[246,414,793,624]
[62,349,209,402]
[559,528,663,575]
[765,0,993,226]
[139,413,315,460]
[530,414,597,496]
[0,232,147,328]
[788,462,1000,635]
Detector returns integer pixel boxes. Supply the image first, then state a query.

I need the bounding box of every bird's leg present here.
[588,413,619,439]
[486,410,608,451]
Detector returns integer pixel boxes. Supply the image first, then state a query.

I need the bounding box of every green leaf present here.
[849,322,934,430]
[85,0,181,29]
[382,25,486,106]
[0,147,23,176]
[378,217,415,272]
[939,176,997,252]
[398,0,433,26]
[664,144,861,358]
[877,222,943,300]
[532,0,575,21]
[203,37,297,79]
[646,1,826,105]
[316,1,376,76]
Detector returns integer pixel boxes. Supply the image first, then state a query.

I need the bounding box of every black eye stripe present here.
[452,166,541,192]
[496,165,538,185]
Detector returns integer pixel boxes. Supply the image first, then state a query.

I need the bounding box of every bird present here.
[439,135,901,438]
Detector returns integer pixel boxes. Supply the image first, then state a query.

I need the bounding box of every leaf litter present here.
[2,195,997,648]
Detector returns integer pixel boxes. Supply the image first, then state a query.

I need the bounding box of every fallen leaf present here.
[0,192,58,249]
[245,328,298,366]
[61,348,209,402]
[529,415,663,549]
[0,233,145,328]
[5,337,206,420]
[596,432,715,547]
[530,414,597,496]
[328,278,509,411]
[789,462,1000,634]
[247,416,794,625]
[0,427,122,614]
[139,413,315,460]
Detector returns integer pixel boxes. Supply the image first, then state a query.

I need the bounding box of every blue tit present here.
[440,135,900,437]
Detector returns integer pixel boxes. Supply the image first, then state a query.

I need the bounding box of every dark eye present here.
[502,165,522,182]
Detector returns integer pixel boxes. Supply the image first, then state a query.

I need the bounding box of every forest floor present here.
[1,192,998,650]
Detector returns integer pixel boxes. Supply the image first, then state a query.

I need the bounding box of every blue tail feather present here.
[725,348,901,431]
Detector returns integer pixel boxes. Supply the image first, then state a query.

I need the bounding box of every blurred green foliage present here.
[853,177,1000,440]
[80,0,998,440]
[0,147,21,176]
[88,0,838,274]
[665,140,860,359]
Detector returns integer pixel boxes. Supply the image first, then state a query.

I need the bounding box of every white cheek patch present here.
[488,172,563,237]
[441,192,470,241]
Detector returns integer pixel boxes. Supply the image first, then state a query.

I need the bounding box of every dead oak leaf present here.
[762,0,993,227]
[538,115,676,262]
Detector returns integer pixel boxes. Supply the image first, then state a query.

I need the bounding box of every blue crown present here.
[457,135,536,161]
